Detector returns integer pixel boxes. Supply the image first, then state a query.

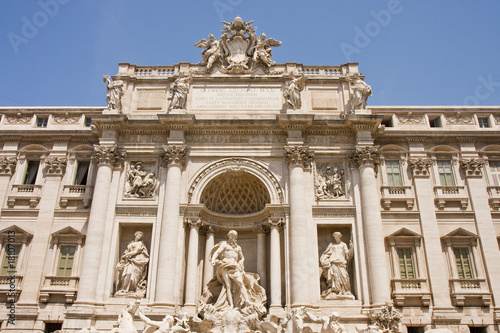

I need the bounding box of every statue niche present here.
[114,230,150,298]
[319,228,355,300]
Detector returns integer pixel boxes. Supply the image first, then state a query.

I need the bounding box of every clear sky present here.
[1,0,499,107]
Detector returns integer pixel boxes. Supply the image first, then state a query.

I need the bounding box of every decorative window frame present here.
[385,228,431,306]
[429,152,468,209]
[39,227,85,303]
[442,228,492,306]
[0,225,33,300]
[59,147,96,208]
[379,150,414,210]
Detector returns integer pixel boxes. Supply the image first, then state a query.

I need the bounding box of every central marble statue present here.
[199,230,267,332]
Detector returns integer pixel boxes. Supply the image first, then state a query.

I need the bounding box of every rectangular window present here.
[386,160,403,186]
[478,117,490,128]
[489,161,500,186]
[36,117,48,128]
[56,245,75,277]
[84,117,92,127]
[45,323,62,333]
[23,160,40,185]
[1,244,21,275]
[454,247,474,279]
[397,247,415,279]
[437,160,455,186]
[469,327,487,333]
[381,116,393,127]
[407,327,425,333]
[74,161,90,185]
[429,116,442,127]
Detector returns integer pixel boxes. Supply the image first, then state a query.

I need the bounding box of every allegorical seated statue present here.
[199,230,266,316]
[115,231,150,298]
[137,308,190,333]
[320,232,354,298]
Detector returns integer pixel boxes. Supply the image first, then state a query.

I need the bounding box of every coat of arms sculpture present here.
[195,16,281,74]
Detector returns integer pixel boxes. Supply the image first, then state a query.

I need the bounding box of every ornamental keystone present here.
[284,146,314,168]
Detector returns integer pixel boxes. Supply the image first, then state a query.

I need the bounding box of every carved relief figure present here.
[110,301,140,333]
[125,162,159,198]
[315,165,345,199]
[115,231,149,298]
[347,73,372,110]
[200,230,266,314]
[320,232,354,298]
[167,73,191,110]
[137,308,190,333]
[284,72,306,110]
[370,301,402,333]
[103,75,124,111]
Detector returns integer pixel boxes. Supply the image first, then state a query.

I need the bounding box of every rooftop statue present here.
[195,16,281,74]
[347,73,372,110]
[103,75,124,112]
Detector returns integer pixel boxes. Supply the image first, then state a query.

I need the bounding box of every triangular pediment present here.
[0,225,33,242]
[442,228,477,240]
[51,226,85,243]
[386,227,421,240]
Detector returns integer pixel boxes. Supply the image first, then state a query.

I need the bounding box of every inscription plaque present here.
[191,87,282,111]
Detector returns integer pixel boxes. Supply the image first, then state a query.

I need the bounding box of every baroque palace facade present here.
[1,17,500,333]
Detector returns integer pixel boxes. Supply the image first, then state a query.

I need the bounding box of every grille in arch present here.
[200,170,270,215]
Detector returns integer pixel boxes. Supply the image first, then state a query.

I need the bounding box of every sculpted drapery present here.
[115,231,150,297]
[200,230,266,316]
[320,232,354,297]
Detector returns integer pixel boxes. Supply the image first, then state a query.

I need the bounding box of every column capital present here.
[408,158,434,177]
[0,157,17,175]
[460,158,486,177]
[202,224,219,235]
[284,146,314,168]
[184,218,202,229]
[253,224,270,234]
[44,157,67,176]
[93,145,125,166]
[162,145,187,168]
[348,146,379,168]
[268,217,285,229]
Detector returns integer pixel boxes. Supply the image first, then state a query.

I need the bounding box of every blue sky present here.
[1,1,499,107]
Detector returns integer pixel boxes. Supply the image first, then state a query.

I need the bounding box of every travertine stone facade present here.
[1,17,500,333]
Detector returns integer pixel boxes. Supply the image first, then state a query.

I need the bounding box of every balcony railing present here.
[449,278,491,306]
[59,185,93,208]
[433,186,468,209]
[0,275,23,300]
[39,275,79,303]
[380,186,415,210]
[7,184,43,208]
[391,278,431,306]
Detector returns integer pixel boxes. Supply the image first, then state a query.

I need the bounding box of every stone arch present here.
[429,145,459,154]
[188,158,284,207]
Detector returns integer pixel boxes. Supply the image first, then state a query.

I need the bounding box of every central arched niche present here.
[200,170,271,215]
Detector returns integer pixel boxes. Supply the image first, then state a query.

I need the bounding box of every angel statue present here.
[194,34,221,70]
[283,71,306,109]
[347,73,372,110]
[252,33,281,67]
[103,75,124,111]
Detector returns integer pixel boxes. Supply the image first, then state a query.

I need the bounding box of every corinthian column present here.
[349,146,390,306]
[461,159,500,305]
[269,217,284,310]
[285,146,315,306]
[203,225,218,287]
[155,146,187,305]
[184,218,201,307]
[76,146,124,304]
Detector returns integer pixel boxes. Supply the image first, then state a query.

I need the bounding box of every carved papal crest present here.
[195,16,281,74]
